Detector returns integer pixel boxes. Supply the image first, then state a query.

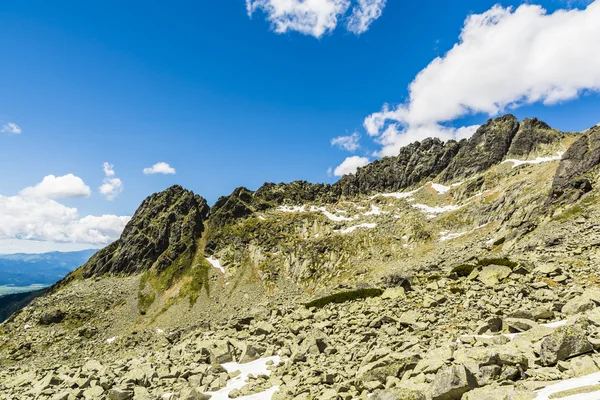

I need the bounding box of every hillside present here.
[3,115,600,400]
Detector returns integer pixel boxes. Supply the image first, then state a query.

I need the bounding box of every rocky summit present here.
[4,115,600,400]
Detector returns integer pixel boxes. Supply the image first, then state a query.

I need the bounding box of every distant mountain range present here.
[0,249,97,287]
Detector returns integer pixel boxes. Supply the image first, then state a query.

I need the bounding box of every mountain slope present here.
[4,116,600,400]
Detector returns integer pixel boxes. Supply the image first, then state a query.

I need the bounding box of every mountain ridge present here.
[4,115,600,400]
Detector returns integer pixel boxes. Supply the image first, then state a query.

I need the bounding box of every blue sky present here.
[0,0,598,251]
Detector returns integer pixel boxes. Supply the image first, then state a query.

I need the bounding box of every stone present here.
[372,388,427,400]
[478,265,512,286]
[562,296,596,316]
[178,387,211,400]
[462,385,535,400]
[540,324,593,366]
[382,287,405,300]
[430,365,478,400]
[108,388,133,400]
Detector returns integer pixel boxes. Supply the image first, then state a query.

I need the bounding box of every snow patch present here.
[309,206,355,222]
[205,356,282,400]
[156,329,164,334]
[412,203,461,216]
[363,205,382,216]
[258,216,266,220]
[374,187,421,199]
[502,152,563,168]
[534,372,600,400]
[439,231,467,242]
[106,337,117,344]
[335,223,377,234]
[277,205,305,213]
[430,181,463,194]
[206,257,225,274]
[439,223,490,242]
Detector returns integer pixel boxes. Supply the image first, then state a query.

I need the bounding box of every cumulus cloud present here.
[364,1,600,156]
[246,0,386,38]
[143,162,176,175]
[0,194,130,244]
[20,174,91,199]
[333,155,370,176]
[331,132,361,152]
[99,162,123,201]
[1,122,22,134]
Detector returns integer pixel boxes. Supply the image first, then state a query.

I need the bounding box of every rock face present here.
[441,115,519,182]
[77,185,209,277]
[336,137,461,195]
[507,118,564,158]
[550,126,600,203]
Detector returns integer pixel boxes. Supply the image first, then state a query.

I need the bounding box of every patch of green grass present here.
[450,264,476,277]
[304,288,384,309]
[477,257,517,268]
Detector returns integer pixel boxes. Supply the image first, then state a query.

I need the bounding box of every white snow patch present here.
[334,223,377,234]
[205,356,282,400]
[373,187,421,199]
[430,181,463,194]
[439,223,490,242]
[502,152,563,168]
[258,216,266,220]
[534,372,600,400]
[156,329,164,334]
[106,337,117,344]
[206,257,225,274]
[309,206,355,222]
[277,205,305,213]
[412,203,461,216]
[23,324,32,330]
[439,231,467,242]
[162,393,173,399]
[363,205,382,216]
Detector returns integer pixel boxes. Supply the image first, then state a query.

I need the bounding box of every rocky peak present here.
[549,125,600,203]
[335,137,461,195]
[507,117,564,158]
[74,185,209,278]
[441,114,520,182]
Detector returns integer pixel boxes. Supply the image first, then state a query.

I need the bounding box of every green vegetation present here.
[477,257,517,268]
[304,288,384,309]
[450,264,476,277]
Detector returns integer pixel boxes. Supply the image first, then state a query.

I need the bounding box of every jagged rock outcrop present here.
[507,118,564,158]
[336,138,461,195]
[441,115,520,182]
[75,185,209,278]
[549,126,600,203]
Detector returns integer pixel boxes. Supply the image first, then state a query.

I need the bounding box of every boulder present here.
[478,265,512,286]
[430,365,478,400]
[372,388,426,400]
[539,324,593,366]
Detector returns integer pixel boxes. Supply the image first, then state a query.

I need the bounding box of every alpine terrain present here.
[4,115,600,400]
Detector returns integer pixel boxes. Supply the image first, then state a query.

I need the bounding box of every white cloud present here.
[143,162,176,175]
[99,162,123,201]
[364,1,600,156]
[19,174,91,199]
[1,122,22,134]
[331,132,361,152]
[103,162,115,177]
[246,0,386,38]
[346,0,386,34]
[333,155,370,176]
[0,194,130,245]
